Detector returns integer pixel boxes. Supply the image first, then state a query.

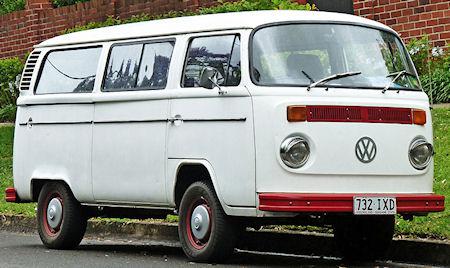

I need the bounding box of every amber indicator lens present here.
[287,106,307,122]
[412,109,426,125]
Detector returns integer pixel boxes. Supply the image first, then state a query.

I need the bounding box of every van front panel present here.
[250,88,433,196]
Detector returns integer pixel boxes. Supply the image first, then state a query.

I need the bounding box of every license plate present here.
[353,196,396,215]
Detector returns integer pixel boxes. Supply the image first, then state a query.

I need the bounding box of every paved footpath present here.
[0,231,437,268]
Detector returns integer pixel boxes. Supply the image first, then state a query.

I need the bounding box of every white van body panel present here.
[166,32,256,208]
[167,159,257,216]
[91,96,169,204]
[14,102,94,202]
[250,87,433,196]
[167,91,255,207]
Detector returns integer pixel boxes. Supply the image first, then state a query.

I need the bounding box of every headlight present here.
[280,136,310,168]
[409,138,433,170]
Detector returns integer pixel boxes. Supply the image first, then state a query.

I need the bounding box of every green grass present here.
[0,109,449,239]
[0,125,35,216]
[395,108,450,239]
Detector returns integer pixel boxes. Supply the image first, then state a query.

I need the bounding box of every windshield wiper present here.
[385,70,416,78]
[382,70,416,93]
[306,71,362,91]
[301,70,315,84]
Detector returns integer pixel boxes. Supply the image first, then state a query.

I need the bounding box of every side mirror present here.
[199,66,219,90]
[198,66,227,95]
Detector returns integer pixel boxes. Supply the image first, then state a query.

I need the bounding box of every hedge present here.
[51,0,89,8]
[0,0,25,15]
[64,0,314,33]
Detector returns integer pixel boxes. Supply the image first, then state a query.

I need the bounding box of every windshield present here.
[251,24,420,91]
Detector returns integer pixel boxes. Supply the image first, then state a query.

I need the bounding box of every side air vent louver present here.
[20,51,41,91]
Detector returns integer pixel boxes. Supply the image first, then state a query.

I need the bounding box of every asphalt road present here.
[0,231,435,268]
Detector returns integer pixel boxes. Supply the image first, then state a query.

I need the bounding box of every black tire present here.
[37,182,87,249]
[333,215,395,262]
[178,181,236,262]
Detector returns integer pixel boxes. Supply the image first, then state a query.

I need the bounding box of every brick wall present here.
[0,0,228,59]
[0,0,449,59]
[0,9,29,58]
[354,0,450,47]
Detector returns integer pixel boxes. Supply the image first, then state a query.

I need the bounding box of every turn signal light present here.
[412,109,426,125]
[287,106,307,122]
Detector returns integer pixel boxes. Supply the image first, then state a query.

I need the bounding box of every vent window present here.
[20,51,41,91]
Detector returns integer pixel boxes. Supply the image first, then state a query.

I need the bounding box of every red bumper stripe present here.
[5,187,17,203]
[259,193,445,213]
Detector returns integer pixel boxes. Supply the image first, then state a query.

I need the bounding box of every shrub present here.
[64,0,314,34]
[52,0,89,8]
[197,0,313,14]
[407,36,430,76]
[0,104,16,122]
[0,57,24,108]
[421,64,450,104]
[407,36,450,104]
[0,0,25,15]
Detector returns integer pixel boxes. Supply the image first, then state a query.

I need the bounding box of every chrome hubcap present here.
[190,205,210,240]
[47,198,63,229]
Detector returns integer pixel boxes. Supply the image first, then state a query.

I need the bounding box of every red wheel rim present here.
[42,192,63,237]
[186,197,212,250]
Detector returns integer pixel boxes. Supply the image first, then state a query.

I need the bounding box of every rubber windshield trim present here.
[248,21,421,92]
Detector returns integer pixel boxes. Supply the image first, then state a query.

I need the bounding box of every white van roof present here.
[36,10,394,48]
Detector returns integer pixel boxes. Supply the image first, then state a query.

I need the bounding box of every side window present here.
[35,47,101,94]
[104,44,142,91]
[182,34,241,88]
[136,42,174,89]
[104,41,174,91]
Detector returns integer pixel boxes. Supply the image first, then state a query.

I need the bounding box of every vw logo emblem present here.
[355,137,377,163]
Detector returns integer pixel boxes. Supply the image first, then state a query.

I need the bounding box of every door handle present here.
[168,115,183,126]
[27,117,33,128]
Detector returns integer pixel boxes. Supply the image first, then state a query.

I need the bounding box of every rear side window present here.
[35,47,101,94]
[182,34,241,88]
[103,41,174,91]
[104,44,141,90]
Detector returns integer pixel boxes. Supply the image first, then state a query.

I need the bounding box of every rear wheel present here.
[333,215,395,261]
[37,182,87,249]
[178,181,236,262]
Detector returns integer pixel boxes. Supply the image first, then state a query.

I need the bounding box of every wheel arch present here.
[31,178,73,202]
[173,160,224,211]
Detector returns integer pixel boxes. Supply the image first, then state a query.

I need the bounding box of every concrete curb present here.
[1,214,449,266]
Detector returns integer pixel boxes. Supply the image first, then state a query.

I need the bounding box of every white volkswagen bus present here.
[5,10,445,262]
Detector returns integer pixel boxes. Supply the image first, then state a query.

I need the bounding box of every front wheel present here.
[333,215,395,261]
[178,181,236,262]
[37,182,87,249]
